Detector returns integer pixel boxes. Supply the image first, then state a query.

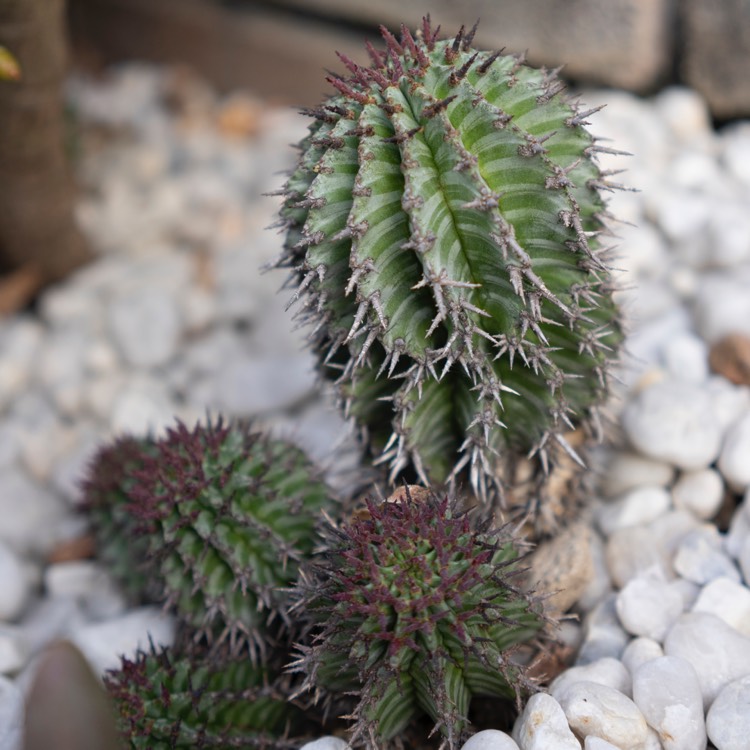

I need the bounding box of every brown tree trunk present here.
[0,0,91,286]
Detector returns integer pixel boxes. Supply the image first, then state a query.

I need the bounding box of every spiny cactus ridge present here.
[292,488,546,748]
[80,435,159,602]
[274,17,624,504]
[105,645,305,749]
[84,418,334,657]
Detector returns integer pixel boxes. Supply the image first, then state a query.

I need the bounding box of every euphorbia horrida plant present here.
[274,17,624,505]
[105,644,305,749]
[292,488,545,748]
[82,418,334,658]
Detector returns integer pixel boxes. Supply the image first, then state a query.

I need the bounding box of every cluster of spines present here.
[272,17,624,504]
[291,488,545,748]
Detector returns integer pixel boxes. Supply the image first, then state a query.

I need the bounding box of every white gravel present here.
[1,65,750,749]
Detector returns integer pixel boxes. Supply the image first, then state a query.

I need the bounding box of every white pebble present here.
[0,628,29,675]
[672,468,724,520]
[717,411,750,491]
[298,739,350,750]
[557,681,648,750]
[693,272,750,343]
[108,287,182,367]
[691,576,750,637]
[664,612,750,708]
[597,486,672,535]
[599,451,675,498]
[615,574,684,641]
[606,527,670,588]
[513,692,581,750]
[583,738,620,750]
[706,675,750,750]
[549,657,631,701]
[0,675,23,750]
[621,638,664,674]
[673,527,741,585]
[621,380,722,470]
[0,469,68,557]
[705,375,750,433]
[460,730,520,750]
[0,543,29,622]
[212,355,316,416]
[661,332,709,384]
[725,500,750,559]
[631,656,706,750]
[69,606,176,676]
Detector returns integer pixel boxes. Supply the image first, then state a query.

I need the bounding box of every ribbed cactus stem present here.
[275,18,624,505]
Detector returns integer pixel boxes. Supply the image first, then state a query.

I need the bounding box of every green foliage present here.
[275,18,623,502]
[292,489,545,748]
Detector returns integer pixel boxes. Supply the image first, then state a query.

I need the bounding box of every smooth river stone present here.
[706,675,750,750]
[513,692,581,750]
[631,655,706,750]
[664,612,750,708]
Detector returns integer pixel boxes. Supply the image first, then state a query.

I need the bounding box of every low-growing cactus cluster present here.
[275,16,623,505]
[77,14,627,750]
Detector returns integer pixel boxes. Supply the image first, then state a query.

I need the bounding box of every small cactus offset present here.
[105,645,305,749]
[292,487,546,748]
[275,18,624,505]
[82,418,334,657]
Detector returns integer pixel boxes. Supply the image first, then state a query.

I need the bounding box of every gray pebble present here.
[706,675,750,750]
[621,379,722,470]
[631,655,706,750]
[0,675,23,750]
[664,612,750,708]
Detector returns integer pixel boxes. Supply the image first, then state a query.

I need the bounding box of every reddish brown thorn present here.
[326,76,373,105]
[449,52,478,86]
[422,15,435,50]
[381,126,422,144]
[478,50,503,75]
[367,67,391,89]
[380,25,405,58]
[463,20,480,50]
[298,107,337,123]
[401,25,430,68]
[422,94,457,118]
[336,51,361,76]
[365,40,386,68]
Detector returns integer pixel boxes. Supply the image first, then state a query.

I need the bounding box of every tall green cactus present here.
[274,18,623,505]
[291,488,545,748]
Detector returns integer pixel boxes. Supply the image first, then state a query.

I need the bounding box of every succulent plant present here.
[80,435,159,602]
[105,645,305,749]
[83,418,334,657]
[274,17,624,508]
[292,487,546,748]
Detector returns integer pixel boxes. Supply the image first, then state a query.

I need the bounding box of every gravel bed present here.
[1,64,750,750]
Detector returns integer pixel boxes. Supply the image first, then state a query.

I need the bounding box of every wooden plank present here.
[260,0,672,91]
[68,0,371,105]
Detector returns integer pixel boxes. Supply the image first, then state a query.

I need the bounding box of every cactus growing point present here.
[274,18,624,507]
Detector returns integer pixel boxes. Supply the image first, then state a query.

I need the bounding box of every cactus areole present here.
[276,18,624,501]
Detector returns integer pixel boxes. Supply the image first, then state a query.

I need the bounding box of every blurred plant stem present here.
[0,0,91,287]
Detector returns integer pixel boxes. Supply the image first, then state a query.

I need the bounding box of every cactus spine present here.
[275,18,623,505]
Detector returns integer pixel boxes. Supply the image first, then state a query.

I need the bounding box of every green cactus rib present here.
[105,646,304,749]
[275,18,624,501]
[109,419,333,658]
[292,490,545,747]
